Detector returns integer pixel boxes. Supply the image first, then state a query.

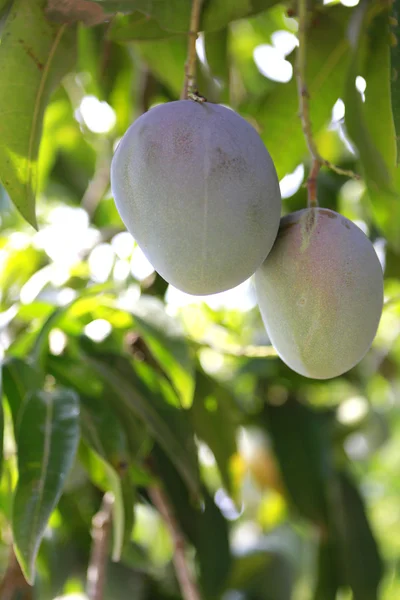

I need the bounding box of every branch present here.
[181,0,205,101]
[149,485,202,600]
[86,492,114,600]
[296,0,360,207]
[0,546,33,600]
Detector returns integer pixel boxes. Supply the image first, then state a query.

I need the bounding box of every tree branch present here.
[86,492,114,600]
[181,0,205,101]
[149,485,202,600]
[296,0,360,207]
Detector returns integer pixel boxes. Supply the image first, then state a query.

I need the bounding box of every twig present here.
[149,485,202,600]
[296,0,360,207]
[0,545,33,600]
[181,0,204,100]
[86,492,114,600]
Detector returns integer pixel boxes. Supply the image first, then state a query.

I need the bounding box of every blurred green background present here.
[0,0,399,599]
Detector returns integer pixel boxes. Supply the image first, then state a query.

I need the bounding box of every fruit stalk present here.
[295,0,359,207]
[181,0,204,100]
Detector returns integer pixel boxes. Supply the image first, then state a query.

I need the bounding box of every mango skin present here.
[255,208,384,380]
[111,100,281,295]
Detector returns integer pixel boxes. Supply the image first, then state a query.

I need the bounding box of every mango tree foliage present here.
[0,0,398,599]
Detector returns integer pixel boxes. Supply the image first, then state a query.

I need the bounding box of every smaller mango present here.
[255,208,384,379]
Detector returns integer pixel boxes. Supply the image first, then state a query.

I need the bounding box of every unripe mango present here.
[111,100,281,295]
[255,208,383,379]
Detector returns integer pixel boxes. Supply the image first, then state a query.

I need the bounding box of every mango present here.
[255,208,384,379]
[111,100,281,295]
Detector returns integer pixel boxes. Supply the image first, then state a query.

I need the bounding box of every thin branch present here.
[86,492,114,600]
[0,545,33,600]
[81,143,112,219]
[149,485,202,600]
[181,0,204,100]
[296,0,360,207]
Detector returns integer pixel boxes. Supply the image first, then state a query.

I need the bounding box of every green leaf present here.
[152,445,232,598]
[91,0,279,33]
[136,36,186,96]
[329,472,383,600]
[248,5,351,179]
[191,371,237,494]
[0,368,4,478]
[391,0,400,163]
[131,296,195,408]
[262,394,334,523]
[108,11,180,42]
[12,387,80,583]
[0,0,76,227]
[79,443,134,561]
[2,357,44,433]
[344,1,400,249]
[313,541,340,600]
[84,351,201,497]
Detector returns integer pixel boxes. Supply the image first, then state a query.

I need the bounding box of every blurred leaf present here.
[152,445,232,598]
[85,350,201,497]
[136,36,186,96]
[79,443,134,561]
[391,0,400,163]
[204,27,230,102]
[345,1,400,249]
[2,357,44,432]
[131,296,195,408]
[227,546,294,600]
[329,472,383,600]
[12,387,80,583]
[108,11,180,42]
[249,5,351,179]
[191,371,237,494]
[0,0,77,227]
[91,0,279,32]
[0,369,4,479]
[313,541,340,600]
[262,394,334,523]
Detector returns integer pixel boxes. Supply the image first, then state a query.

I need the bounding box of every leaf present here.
[391,0,400,163]
[136,36,186,96]
[130,296,195,408]
[0,369,4,479]
[248,5,351,179]
[84,350,201,497]
[344,1,400,249]
[152,445,232,598]
[0,0,77,227]
[91,0,279,33]
[313,541,340,600]
[79,443,134,561]
[262,394,334,523]
[2,357,44,433]
[108,11,180,42]
[227,546,294,600]
[328,472,383,600]
[191,371,237,494]
[12,387,80,583]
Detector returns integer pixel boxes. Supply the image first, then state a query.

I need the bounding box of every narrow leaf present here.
[345,0,400,248]
[2,357,44,433]
[391,0,400,163]
[12,387,80,583]
[191,371,237,494]
[79,443,134,561]
[85,351,200,497]
[0,0,76,226]
[262,394,334,523]
[328,472,383,600]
